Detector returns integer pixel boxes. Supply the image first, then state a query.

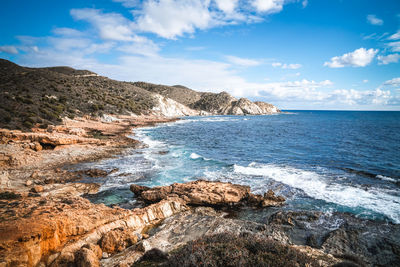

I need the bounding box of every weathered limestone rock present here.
[131,180,285,207]
[0,193,187,267]
[99,228,139,254]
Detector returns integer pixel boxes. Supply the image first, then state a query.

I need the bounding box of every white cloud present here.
[329,88,391,105]
[324,48,378,68]
[387,41,400,52]
[272,62,302,69]
[113,0,140,8]
[363,79,369,83]
[302,0,308,8]
[377,54,400,65]
[117,36,160,56]
[225,55,261,66]
[367,14,383,26]
[252,0,284,14]
[0,45,18,54]
[71,8,135,41]
[72,0,290,41]
[383,77,400,87]
[214,0,239,13]
[388,30,400,40]
[133,0,213,39]
[52,27,83,37]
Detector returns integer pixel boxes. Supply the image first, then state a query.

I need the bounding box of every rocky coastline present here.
[1,115,399,267]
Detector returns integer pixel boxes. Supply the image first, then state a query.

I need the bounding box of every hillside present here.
[0,59,156,130]
[132,82,201,107]
[0,59,280,131]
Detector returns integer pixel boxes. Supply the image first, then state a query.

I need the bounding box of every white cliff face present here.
[220,98,280,115]
[150,93,279,117]
[151,94,202,117]
[254,101,281,113]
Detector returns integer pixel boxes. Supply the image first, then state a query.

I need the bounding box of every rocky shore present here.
[1,116,399,267]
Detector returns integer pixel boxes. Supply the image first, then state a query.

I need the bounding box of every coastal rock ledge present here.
[130,180,285,207]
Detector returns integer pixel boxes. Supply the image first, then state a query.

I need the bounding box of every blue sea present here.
[79,111,400,224]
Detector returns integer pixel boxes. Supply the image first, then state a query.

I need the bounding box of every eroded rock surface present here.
[0,190,187,267]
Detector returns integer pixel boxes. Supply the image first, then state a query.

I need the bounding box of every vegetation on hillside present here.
[0,59,155,130]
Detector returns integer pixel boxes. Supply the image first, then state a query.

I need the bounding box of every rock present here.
[100,228,139,254]
[30,171,39,179]
[32,142,43,151]
[136,240,152,252]
[25,180,32,186]
[102,252,109,259]
[75,248,99,267]
[30,185,44,193]
[84,168,108,177]
[82,243,102,259]
[142,233,149,239]
[50,252,75,267]
[131,180,285,208]
[254,101,280,113]
[130,184,150,196]
[47,253,60,266]
[0,171,10,188]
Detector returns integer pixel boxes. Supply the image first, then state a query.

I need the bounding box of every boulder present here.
[31,185,44,193]
[75,248,99,267]
[131,180,285,207]
[99,228,139,254]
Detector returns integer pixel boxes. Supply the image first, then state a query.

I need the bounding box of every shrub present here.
[164,233,320,267]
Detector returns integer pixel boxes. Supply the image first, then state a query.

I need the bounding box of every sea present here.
[77,111,400,224]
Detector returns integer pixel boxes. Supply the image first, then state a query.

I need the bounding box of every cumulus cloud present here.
[71,8,135,41]
[367,14,383,26]
[71,0,291,40]
[377,54,400,65]
[272,62,302,69]
[383,77,400,87]
[252,0,284,14]
[0,45,18,54]
[215,0,239,13]
[133,0,213,39]
[324,48,378,68]
[225,55,261,66]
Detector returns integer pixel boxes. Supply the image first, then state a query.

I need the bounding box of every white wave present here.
[234,163,400,223]
[199,117,239,122]
[134,130,165,149]
[376,175,397,183]
[190,152,210,161]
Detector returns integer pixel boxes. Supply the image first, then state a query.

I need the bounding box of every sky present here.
[1,0,400,110]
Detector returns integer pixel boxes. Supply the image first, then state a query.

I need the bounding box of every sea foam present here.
[233,163,400,223]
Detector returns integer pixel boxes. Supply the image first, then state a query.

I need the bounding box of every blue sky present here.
[1,0,400,110]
